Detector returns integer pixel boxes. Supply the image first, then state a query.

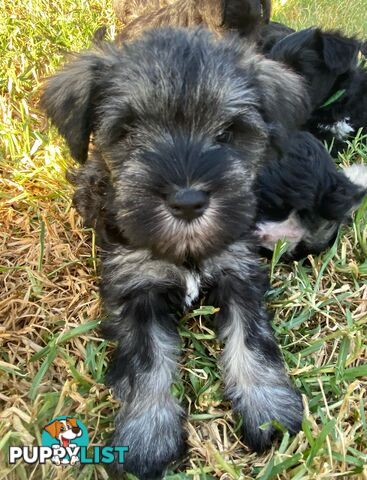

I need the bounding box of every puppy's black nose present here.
[167,189,209,221]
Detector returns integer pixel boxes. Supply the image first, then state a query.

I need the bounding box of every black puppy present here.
[42,28,310,479]
[265,27,367,153]
[255,131,367,258]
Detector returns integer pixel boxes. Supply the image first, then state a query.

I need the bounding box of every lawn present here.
[0,0,366,479]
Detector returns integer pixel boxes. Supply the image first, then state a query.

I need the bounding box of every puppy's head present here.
[42,27,309,262]
[269,28,360,107]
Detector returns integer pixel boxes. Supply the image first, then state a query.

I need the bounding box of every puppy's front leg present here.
[101,251,186,479]
[205,243,303,451]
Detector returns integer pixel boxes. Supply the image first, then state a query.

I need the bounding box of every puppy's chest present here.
[184,271,201,308]
[318,117,354,139]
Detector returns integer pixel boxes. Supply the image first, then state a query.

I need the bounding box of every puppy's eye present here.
[216,129,233,144]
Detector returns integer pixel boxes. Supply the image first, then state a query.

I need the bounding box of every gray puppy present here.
[42,28,309,479]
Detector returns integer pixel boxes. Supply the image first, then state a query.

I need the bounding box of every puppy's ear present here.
[323,164,367,220]
[41,51,113,163]
[246,54,311,130]
[269,27,316,59]
[320,31,359,74]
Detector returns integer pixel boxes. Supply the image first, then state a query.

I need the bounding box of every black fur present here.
[258,20,295,53]
[255,131,367,258]
[264,26,367,153]
[268,28,360,107]
[307,66,367,153]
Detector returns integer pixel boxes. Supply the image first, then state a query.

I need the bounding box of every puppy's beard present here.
[152,204,223,261]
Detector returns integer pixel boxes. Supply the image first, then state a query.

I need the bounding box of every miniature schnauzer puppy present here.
[255,131,367,258]
[42,28,310,478]
[264,27,367,153]
[113,0,272,42]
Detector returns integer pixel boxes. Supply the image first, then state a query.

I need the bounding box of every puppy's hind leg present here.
[102,279,186,479]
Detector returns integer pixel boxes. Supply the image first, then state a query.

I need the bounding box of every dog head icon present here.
[44,417,82,448]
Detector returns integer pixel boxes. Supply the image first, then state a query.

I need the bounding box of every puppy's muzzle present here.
[167,188,209,221]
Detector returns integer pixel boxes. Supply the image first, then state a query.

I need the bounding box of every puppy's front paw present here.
[238,384,303,452]
[111,403,186,479]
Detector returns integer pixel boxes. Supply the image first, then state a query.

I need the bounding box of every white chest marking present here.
[319,117,354,140]
[256,211,307,253]
[184,272,201,307]
[343,164,367,189]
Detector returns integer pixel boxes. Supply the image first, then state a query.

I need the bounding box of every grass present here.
[0,0,366,478]
[273,0,367,36]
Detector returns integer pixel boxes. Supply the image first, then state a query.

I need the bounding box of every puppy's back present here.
[114,0,271,43]
[113,0,174,26]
